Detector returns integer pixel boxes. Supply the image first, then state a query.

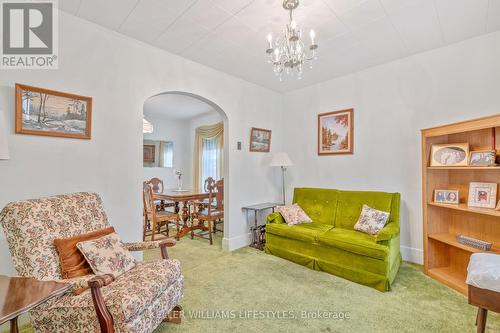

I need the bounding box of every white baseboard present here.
[222,233,251,251]
[401,245,423,265]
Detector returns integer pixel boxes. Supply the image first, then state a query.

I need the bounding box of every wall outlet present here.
[237,141,242,150]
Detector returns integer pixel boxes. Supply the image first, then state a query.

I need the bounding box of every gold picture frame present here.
[430,143,469,167]
[249,127,271,152]
[318,108,353,155]
[15,83,92,139]
[469,150,496,166]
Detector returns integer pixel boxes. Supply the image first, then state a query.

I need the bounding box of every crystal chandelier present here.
[265,0,318,81]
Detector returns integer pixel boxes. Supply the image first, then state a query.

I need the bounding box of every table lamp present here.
[270,152,293,205]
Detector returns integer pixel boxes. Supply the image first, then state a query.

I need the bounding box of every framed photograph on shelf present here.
[430,143,469,167]
[469,150,496,166]
[249,127,272,152]
[15,83,92,139]
[467,182,498,209]
[318,108,353,155]
[434,189,459,204]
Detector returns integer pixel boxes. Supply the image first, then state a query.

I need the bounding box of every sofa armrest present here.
[125,239,176,259]
[88,274,115,333]
[376,223,400,243]
[267,212,286,224]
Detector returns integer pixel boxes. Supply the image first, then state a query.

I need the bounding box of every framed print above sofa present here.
[318,108,353,155]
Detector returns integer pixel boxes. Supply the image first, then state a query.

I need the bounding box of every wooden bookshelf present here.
[421,115,500,295]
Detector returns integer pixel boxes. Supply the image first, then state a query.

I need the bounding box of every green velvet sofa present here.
[265,188,401,292]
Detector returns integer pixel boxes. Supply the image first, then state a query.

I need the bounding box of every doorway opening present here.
[142,91,228,247]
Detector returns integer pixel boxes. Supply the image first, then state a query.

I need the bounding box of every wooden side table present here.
[242,202,279,250]
[0,275,71,333]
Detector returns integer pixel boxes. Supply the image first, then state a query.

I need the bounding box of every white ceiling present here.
[60,0,500,92]
[144,93,217,120]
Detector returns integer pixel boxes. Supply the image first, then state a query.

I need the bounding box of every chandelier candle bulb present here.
[267,34,273,49]
[310,29,316,44]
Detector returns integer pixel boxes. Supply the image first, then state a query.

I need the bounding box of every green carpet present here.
[5,234,499,333]
[151,235,499,333]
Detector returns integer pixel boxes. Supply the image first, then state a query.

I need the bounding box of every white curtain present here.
[201,137,219,187]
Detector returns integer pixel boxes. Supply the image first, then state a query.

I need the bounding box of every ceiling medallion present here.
[265,0,318,81]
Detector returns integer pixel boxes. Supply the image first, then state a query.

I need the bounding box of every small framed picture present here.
[469,150,496,166]
[468,182,498,209]
[434,189,459,204]
[250,127,271,152]
[430,143,469,167]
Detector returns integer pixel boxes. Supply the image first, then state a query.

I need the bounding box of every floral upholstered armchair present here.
[0,192,184,333]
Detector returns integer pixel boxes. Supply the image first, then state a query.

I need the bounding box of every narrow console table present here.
[242,202,279,250]
[0,276,71,333]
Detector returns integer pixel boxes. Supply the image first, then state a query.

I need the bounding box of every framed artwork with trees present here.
[15,83,92,139]
[318,108,353,155]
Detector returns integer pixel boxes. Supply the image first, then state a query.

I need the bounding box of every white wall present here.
[143,115,191,188]
[0,12,283,275]
[282,31,500,264]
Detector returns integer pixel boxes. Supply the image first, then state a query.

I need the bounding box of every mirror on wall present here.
[143,140,173,168]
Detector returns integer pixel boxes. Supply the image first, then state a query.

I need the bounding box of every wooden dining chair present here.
[212,179,224,234]
[147,177,164,193]
[193,179,224,245]
[143,182,179,241]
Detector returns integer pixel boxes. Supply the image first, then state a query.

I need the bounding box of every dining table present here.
[154,189,210,239]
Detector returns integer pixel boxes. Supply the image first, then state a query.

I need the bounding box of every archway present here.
[142,91,229,243]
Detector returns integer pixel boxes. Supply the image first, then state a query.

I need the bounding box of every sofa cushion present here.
[293,188,339,225]
[335,191,393,229]
[276,204,312,225]
[77,233,137,278]
[354,204,390,236]
[266,223,333,243]
[317,229,389,260]
[54,227,115,279]
[44,259,182,323]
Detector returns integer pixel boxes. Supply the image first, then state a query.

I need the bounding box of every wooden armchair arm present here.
[125,239,176,259]
[88,274,115,333]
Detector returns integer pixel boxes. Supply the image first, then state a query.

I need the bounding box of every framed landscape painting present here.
[15,83,92,139]
[318,108,353,155]
[250,127,272,152]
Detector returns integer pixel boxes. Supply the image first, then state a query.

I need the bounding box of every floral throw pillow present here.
[276,203,313,226]
[76,233,136,277]
[354,204,390,236]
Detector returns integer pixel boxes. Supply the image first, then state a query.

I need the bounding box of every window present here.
[201,138,219,185]
[163,141,173,168]
[194,122,223,190]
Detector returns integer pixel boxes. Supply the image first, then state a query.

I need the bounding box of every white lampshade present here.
[270,152,293,167]
[143,116,153,134]
[0,110,9,160]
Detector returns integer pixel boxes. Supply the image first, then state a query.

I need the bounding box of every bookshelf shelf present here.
[427,166,500,170]
[428,202,500,218]
[428,233,500,254]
